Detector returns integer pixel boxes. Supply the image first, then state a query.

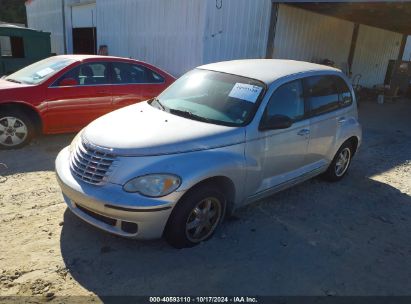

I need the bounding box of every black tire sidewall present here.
[323,142,354,182]
[164,186,226,248]
[0,110,34,149]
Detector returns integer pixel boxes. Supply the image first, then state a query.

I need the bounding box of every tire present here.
[0,110,34,149]
[322,142,354,182]
[164,185,226,248]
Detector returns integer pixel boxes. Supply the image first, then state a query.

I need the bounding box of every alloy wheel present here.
[185,197,222,243]
[0,116,28,147]
[335,147,351,177]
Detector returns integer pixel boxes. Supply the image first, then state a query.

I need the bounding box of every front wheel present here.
[164,186,226,248]
[0,111,34,149]
[322,142,354,182]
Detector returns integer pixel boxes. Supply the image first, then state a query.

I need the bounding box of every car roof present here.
[197,59,341,85]
[54,54,138,62]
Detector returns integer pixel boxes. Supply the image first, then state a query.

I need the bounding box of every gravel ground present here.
[0,100,411,299]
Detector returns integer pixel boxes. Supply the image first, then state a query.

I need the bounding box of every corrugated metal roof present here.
[0,24,26,29]
[25,0,404,86]
[272,4,402,87]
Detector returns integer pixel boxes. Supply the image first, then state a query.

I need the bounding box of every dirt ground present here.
[1,100,411,299]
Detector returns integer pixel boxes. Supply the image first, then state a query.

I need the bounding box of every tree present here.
[0,0,27,25]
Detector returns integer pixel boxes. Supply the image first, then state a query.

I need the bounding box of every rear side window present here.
[54,62,110,86]
[304,76,340,116]
[264,79,304,121]
[112,62,164,84]
[333,76,353,107]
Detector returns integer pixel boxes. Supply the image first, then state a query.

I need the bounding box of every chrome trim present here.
[70,140,117,185]
[81,135,114,152]
[48,61,166,88]
[247,165,327,203]
[104,204,172,212]
[93,140,246,158]
[49,81,165,88]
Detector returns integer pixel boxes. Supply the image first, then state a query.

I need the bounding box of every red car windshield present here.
[5,57,75,85]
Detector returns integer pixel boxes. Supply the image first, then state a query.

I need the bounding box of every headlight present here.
[69,131,82,153]
[123,174,181,197]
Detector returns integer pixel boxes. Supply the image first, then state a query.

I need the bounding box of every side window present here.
[0,36,24,58]
[54,62,110,86]
[111,62,164,84]
[333,76,353,107]
[304,75,340,116]
[264,79,304,122]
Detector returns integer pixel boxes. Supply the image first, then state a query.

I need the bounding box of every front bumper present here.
[55,147,184,239]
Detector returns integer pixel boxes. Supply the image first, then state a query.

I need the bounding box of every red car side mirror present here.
[59,78,78,87]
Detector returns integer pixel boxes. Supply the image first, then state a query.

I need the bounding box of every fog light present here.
[121,221,138,234]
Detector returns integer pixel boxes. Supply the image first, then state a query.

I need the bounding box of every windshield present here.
[5,57,76,85]
[152,69,266,126]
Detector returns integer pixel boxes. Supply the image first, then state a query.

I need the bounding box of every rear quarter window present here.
[112,62,164,84]
[333,76,353,107]
[304,75,340,116]
[303,74,353,116]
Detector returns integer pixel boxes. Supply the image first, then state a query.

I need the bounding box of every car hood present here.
[82,102,245,156]
[0,78,33,89]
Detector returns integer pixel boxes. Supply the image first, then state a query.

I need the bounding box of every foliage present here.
[0,0,27,25]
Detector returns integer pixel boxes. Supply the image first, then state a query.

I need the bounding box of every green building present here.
[0,24,51,76]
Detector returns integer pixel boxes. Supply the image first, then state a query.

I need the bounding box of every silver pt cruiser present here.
[56,59,362,248]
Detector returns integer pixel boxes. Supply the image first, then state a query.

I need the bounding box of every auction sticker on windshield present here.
[228,83,262,103]
[36,67,54,77]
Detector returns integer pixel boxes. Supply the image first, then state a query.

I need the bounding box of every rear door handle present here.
[338,117,347,124]
[297,129,310,136]
[97,90,109,94]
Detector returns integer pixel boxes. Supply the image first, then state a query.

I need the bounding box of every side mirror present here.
[59,77,78,86]
[260,114,293,130]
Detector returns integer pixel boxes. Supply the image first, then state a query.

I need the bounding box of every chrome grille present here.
[70,141,116,185]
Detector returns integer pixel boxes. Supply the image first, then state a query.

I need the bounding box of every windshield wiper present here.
[169,108,213,123]
[5,78,21,84]
[151,97,166,111]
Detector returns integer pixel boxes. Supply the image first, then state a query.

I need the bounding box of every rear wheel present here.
[0,111,34,149]
[165,186,226,248]
[322,142,354,182]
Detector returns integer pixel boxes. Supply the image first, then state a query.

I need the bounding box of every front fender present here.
[0,100,45,114]
[110,144,246,203]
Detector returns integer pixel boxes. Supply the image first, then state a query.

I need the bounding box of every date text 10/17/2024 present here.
[149,297,258,303]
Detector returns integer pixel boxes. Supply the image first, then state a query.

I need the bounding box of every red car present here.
[0,55,175,149]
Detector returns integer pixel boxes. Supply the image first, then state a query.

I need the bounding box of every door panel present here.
[111,84,163,109]
[307,111,339,164]
[258,120,310,192]
[44,86,112,133]
[43,62,112,133]
[304,75,352,165]
[110,62,167,109]
[244,79,310,196]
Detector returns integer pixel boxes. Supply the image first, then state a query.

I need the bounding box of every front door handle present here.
[297,129,310,136]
